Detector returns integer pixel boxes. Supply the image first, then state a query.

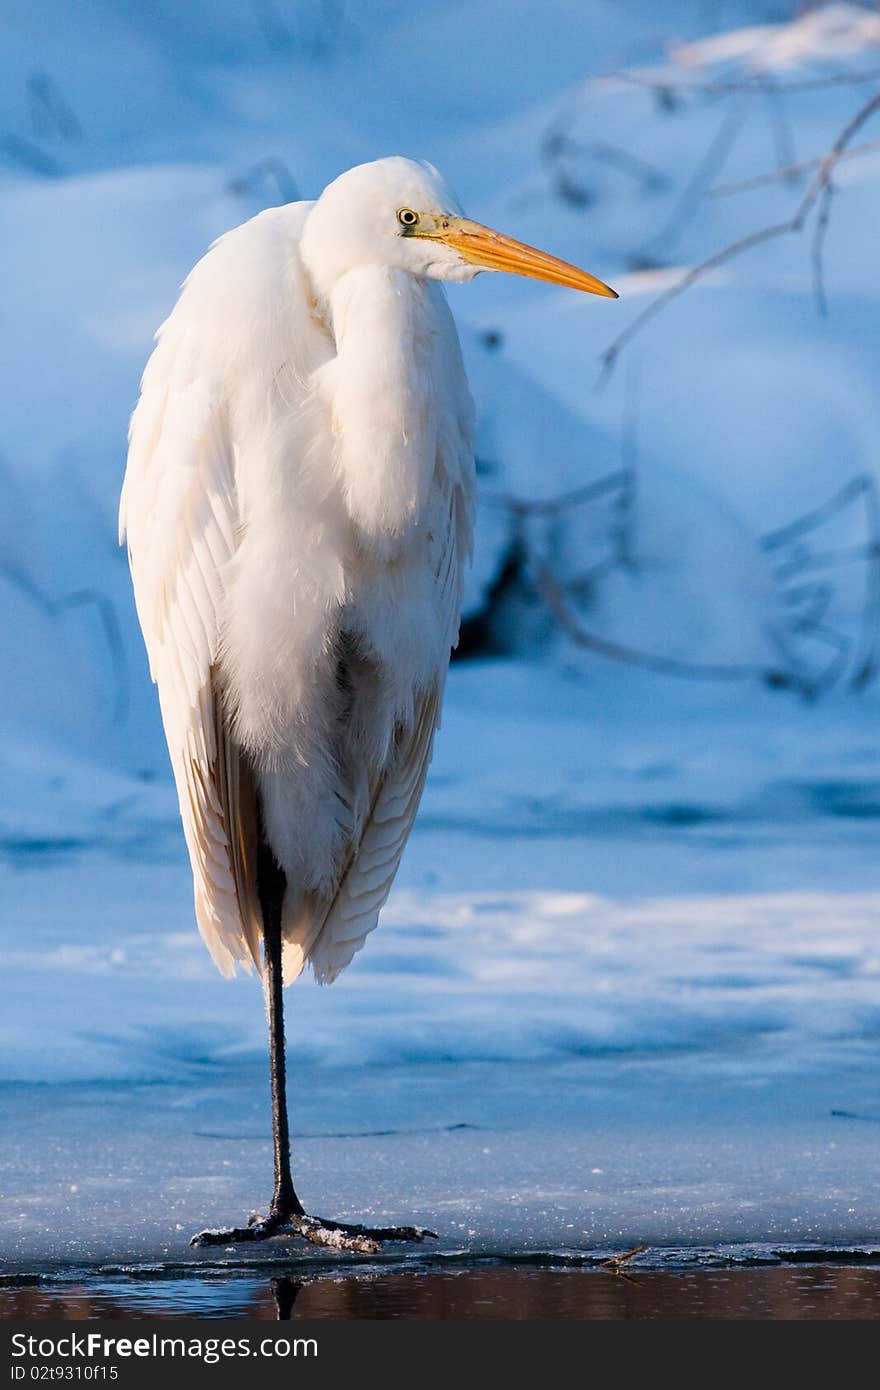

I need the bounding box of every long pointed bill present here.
[433,217,618,298]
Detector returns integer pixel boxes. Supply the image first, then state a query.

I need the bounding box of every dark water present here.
[3,1263,880,1320]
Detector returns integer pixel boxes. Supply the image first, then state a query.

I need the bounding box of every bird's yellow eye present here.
[397,208,419,229]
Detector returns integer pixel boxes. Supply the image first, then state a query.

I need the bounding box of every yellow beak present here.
[427,216,618,298]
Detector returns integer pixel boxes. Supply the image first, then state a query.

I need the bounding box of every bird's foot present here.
[191,1208,437,1254]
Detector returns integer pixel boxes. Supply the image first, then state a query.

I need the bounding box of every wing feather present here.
[280,684,439,985]
[313,687,439,978]
[291,471,471,986]
[287,286,475,985]
[120,330,262,979]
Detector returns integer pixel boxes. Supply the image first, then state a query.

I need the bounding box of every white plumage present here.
[121,159,476,985]
[120,155,616,991]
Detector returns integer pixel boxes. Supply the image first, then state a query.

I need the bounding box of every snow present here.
[3,0,880,1273]
[668,2,880,74]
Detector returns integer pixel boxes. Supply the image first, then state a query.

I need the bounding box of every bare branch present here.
[570,139,668,191]
[850,468,880,690]
[782,580,834,629]
[599,216,794,381]
[475,443,876,700]
[812,176,834,315]
[0,563,129,723]
[602,65,880,98]
[0,134,62,177]
[27,71,81,142]
[614,366,640,569]
[535,554,850,697]
[760,74,798,185]
[600,88,880,378]
[774,543,880,578]
[228,157,299,203]
[710,139,880,197]
[539,126,668,209]
[639,95,748,259]
[483,469,628,519]
[762,475,875,549]
[809,88,880,313]
[762,472,880,694]
[533,557,781,686]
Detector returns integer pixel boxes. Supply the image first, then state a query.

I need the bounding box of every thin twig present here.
[602,65,880,98]
[774,544,880,578]
[812,90,880,309]
[762,472,880,694]
[640,95,748,258]
[571,139,668,191]
[600,88,880,377]
[541,127,668,204]
[533,558,783,685]
[228,157,299,203]
[851,470,880,690]
[615,366,640,568]
[762,475,875,549]
[0,564,128,723]
[782,581,834,628]
[600,216,795,379]
[1,134,62,177]
[760,74,798,186]
[711,138,880,196]
[484,470,628,519]
[27,71,81,142]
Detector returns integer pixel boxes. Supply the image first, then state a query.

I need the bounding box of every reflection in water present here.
[3,1264,880,1320]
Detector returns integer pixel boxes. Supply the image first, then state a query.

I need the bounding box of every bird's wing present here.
[121,203,324,977]
[286,683,441,985]
[120,349,262,977]
[282,285,475,986]
[286,458,474,987]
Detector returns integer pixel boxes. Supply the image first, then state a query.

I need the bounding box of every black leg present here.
[191,828,439,1252]
[257,838,304,1221]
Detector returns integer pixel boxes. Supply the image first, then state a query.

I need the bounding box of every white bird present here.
[120,156,616,1251]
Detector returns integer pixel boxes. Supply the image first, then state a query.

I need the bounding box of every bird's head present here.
[300,156,617,301]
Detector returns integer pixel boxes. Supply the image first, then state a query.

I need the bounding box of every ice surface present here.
[4,665,880,1268]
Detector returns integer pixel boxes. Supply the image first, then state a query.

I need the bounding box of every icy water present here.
[3,1260,880,1320]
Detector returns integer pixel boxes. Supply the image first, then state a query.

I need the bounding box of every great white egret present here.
[120,156,616,1252]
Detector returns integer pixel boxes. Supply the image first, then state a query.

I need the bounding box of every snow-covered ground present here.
[5,665,880,1269]
[8,663,880,1085]
[3,2,880,1274]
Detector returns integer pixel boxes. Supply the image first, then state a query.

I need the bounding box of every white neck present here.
[312,265,443,556]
